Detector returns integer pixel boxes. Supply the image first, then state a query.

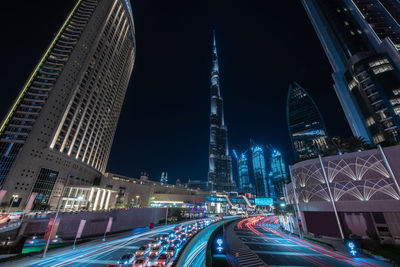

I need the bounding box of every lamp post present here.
[135,195,140,207]
[42,187,65,258]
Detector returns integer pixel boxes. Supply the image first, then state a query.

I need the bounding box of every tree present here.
[346,136,369,152]
[326,136,370,155]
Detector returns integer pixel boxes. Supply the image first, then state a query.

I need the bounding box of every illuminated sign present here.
[216,238,224,253]
[347,241,357,257]
[255,198,273,206]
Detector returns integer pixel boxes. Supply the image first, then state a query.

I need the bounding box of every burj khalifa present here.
[208,33,235,192]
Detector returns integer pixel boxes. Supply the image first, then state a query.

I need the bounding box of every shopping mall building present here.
[285,145,400,243]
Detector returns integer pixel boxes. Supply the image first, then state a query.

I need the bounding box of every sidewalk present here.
[225,222,267,267]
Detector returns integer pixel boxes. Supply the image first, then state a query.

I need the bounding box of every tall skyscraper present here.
[208,33,234,192]
[269,150,286,199]
[238,153,251,193]
[160,172,168,183]
[287,82,328,160]
[0,0,135,208]
[302,0,400,145]
[251,146,269,198]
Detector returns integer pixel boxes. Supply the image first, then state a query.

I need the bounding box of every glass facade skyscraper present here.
[208,33,235,192]
[251,146,269,198]
[0,0,135,208]
[238,153,251,193]
[269,150,286,199]
[287,82,328,160]
[302,0,400,145]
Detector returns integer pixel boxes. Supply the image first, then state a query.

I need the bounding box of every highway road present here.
[175,220,223,267]
[10,221,196,267]
[175,216,237,267]
[234,216,392,267]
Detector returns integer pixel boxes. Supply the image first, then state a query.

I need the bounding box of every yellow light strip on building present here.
[0,0,83,135]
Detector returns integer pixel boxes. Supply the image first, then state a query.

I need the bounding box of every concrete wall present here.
[22,207,166,240]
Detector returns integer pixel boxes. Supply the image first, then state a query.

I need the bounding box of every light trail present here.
[32,225,175,267]
[245,218,333,267]
[258,217,381,267]
[183,241,207,267]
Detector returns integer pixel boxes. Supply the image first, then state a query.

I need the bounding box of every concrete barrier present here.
[22,207,166,240]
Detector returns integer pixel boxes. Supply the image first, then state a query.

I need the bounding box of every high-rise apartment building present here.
[0,0,135,209]
[287,82,328,160]
[302,0,400,145]
[269,150,286,199]
[251,146,269,198]
[208,33,235,192]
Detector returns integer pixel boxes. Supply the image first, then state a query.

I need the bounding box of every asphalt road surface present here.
[10,221,196,267]
[234,216,392,267]
[175,220,224,267]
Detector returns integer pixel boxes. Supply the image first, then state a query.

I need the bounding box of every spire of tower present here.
[208,30,233,192]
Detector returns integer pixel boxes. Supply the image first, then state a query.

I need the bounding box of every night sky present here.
[0,1,351,183]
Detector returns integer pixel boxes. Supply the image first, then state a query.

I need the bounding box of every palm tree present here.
[346,136,369,152]
[327,136,348,155]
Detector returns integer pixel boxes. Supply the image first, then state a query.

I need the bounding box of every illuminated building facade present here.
[287,82,328,160]
[238,153,251,193]
[0,0,135,209]
[285,145,400,241]
[208,33,235,192]
[302,0,400,145]
[270,150,286,199]
[251,146,269,197]
[160,172,168,183]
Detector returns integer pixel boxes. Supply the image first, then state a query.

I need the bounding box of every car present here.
[166,246,177,257]
[133,257,149,267]
[173,226,180,232]
[160,240,169,249]
[149,240,162,248]
[168,231,177,240]
[135,245,150,257]
[117,253,135,265]
[149,245,163,257]
[176,231,185,239]
[157,253,171,267]
[173,239,182,248]
[159,234,169,241]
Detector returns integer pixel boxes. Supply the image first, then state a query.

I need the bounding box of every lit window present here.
[373,65,393,75]
[390,98,400,106]
[365,117,375,127]
[373,134,384,144]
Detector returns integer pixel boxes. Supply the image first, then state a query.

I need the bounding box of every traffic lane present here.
[34,219,200,267]
[176,220,225,267]
[239,233,353,267]
[236,219,354,267]
[240,219,390,267]
[29,226,172,267]
[74,235,158,266]
[261,223,392,267]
